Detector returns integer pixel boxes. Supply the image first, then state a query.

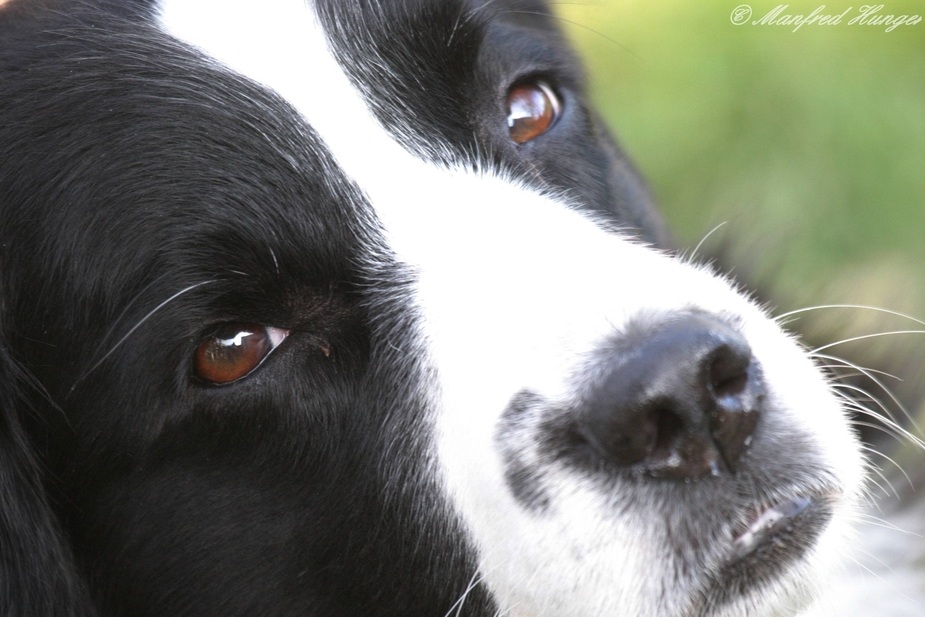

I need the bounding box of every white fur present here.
[156,2,868,615]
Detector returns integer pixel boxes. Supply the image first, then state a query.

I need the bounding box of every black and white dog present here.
[0,0,921,615]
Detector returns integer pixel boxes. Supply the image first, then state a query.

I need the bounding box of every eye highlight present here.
[505,80,561,144]
[194,323,289,385]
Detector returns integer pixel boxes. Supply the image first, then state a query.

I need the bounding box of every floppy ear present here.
[0,334,97,616]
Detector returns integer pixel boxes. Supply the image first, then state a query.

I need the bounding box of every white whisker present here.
[811,330,925,355]
[858,443,908,498]
[776,304,925,326]
[689,221,728,262]
[856,512,924,538]
[70,280,215,393]
[832,381,925,450]
[444,569,484,617]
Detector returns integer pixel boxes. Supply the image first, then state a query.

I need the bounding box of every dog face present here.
[0,1,864,615]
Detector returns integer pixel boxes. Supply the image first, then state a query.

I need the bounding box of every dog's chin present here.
[482,490,848,617]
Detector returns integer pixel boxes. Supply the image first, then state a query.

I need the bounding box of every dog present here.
[0,0,922,615]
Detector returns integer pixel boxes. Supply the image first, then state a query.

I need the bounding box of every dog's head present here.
[0,1,864,615]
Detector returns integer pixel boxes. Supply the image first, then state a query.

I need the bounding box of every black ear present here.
[0,334,97,617]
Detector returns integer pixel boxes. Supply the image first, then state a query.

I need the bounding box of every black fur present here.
[0,3,480,615]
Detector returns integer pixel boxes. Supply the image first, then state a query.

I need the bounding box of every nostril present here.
[704,337,763,472]
[575,410,658,467]
[709,341,752,399]
[649,407,685,461]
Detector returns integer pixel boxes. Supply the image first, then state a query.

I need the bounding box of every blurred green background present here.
[558,0,924,307]
[557,0,925,419]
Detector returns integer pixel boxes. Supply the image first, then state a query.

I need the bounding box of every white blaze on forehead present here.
[155,3,863,615]
[158,0,519,263]
[154,0,669,394]
[156,0,404,182]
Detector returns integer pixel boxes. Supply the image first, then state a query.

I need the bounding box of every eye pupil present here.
[194,324,286,385]
[506,81,560,144]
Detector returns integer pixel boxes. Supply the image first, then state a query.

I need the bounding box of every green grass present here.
[557,0,925,316]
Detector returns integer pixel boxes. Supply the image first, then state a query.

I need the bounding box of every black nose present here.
[574,314,764,479]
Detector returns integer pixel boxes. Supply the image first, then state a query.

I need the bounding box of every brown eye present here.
[505,80,561,144]
[194,323,288,385]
